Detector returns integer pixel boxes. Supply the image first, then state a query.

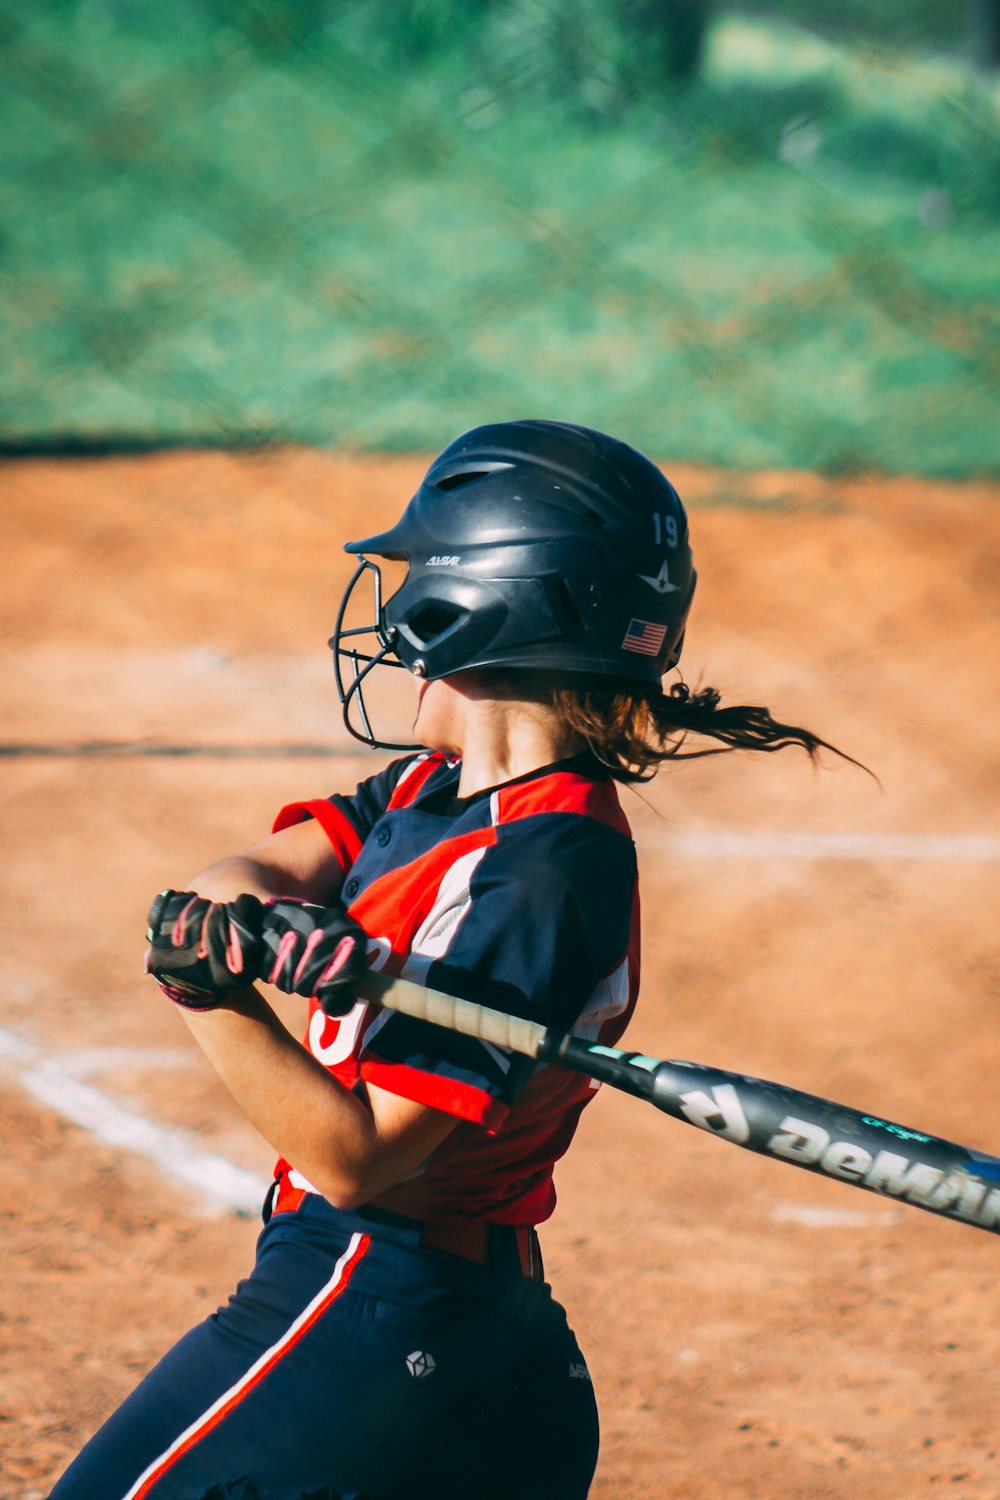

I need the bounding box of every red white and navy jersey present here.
[271,751,640,1227]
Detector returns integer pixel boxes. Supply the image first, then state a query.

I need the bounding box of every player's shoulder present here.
[489,765,636,897]
[493,759,633,841]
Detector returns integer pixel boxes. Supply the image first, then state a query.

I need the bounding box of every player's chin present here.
[412,676,467,758]
[411,680,427,735]
[412,679,443,744]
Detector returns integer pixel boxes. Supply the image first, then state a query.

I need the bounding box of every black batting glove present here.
[259,898,369,1017]
[145,890,265,1010]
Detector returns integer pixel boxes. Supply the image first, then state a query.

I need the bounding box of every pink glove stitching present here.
[226,922,246,975]
[268,930,299,986]
[171,894,201,947]
[292,927,326,989]
[315,936,357,989]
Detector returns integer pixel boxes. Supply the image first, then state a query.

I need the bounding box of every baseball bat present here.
[359,971,1000,1237]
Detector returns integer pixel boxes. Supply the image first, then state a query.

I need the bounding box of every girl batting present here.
[51,420,843,1500]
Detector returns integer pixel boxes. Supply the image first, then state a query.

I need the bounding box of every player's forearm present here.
[187,819,349,906]
[177,991,394,1210]
[186,856,298,904]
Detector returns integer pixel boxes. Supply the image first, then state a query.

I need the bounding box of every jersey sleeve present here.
[271,756,421,869]
[358,812,638,1130]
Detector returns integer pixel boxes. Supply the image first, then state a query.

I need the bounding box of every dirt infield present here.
[1,448,998,1498]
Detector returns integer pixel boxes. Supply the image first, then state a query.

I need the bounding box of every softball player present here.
[51,421,839,1500]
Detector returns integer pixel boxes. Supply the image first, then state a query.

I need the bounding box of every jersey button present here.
[376,826,392,846]
[343,877,360,899]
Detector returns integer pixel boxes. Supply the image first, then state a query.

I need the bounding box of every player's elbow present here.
[316,1175,369,1213]
[302,1090,453,1212]
[309,1157,394,1213]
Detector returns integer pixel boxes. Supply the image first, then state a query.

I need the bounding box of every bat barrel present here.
[539,1036,1000,1233]
[644,1058,1000,1235]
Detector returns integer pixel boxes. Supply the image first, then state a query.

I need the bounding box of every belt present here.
[352,1204,545,1282]
[417,1217,544,1281]
[267,1174,543,1281]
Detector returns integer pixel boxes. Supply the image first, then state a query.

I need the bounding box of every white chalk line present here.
[0,1027,266,1217]
[53,1045,193,1078]
[769,1201,900,1228]
[648,831,1000,861]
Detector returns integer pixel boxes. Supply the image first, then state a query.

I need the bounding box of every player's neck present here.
[455,701,582,799]
[414,673,582,798]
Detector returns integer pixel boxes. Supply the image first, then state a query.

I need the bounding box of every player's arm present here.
[189,758,412,903]
[187,816,349,905]
[145,862,459,1206]
[144,761,458,1203]
[175,995,458,1210]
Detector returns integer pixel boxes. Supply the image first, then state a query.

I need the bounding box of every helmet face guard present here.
[331,558,417,751]
[330,421,697,751]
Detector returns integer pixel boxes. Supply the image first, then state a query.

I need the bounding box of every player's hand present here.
[259,898,369,1017]
[145,890,265,1009]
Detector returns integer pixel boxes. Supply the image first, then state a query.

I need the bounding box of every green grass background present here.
[1,1,998,475]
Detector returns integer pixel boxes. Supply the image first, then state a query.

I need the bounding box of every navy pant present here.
[49,1197,599,1499]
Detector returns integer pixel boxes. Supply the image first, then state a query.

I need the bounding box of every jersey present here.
[52,761,613,1499]
[270,751,641,1227]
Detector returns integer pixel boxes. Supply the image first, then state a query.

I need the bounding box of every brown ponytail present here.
[547,677,865,783]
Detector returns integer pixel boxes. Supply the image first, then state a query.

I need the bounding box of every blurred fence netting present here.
[1,0,998,475]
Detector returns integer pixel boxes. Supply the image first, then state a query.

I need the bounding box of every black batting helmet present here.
[332,419,696,748]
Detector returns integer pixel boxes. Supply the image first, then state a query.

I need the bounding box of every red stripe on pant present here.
[123,1231,371,1500]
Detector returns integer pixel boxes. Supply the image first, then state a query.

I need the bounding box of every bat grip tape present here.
[359,972,547,1058]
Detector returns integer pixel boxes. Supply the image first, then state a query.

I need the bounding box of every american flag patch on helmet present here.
[622,618,668,656]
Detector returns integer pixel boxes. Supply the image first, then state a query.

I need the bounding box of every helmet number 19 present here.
[652,513,679,548]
